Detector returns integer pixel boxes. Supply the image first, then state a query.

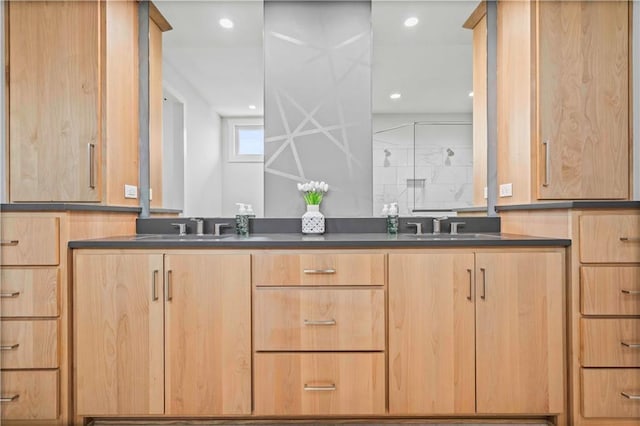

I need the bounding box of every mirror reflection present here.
[151,0,486,217]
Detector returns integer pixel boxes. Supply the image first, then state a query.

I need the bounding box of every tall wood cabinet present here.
[389,249,565,416]
[7,0,139,205]
[74,251,251,418]
[497,0,630,204]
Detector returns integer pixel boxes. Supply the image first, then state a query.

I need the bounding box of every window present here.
[227,119,264,162]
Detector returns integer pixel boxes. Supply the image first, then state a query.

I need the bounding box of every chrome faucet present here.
[190,218,205,236]
[214,223,232,236]
[171,222,187,236]
[432,216,448,235]
[407,222,423,235]
[450,221,466,235]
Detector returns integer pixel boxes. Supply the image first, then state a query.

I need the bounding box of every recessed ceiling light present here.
[248,105,257,110]
[404,17,419,27]
[390,93,402,100]
[219,18,234,29]
[468,91,474,97]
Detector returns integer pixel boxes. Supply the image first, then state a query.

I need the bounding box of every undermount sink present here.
[401,233,501,240]
[134,234,235,241]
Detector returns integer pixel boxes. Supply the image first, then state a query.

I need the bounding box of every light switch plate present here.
[149,188,153,201]
[499,183,513,197]
[483,186,488,199]
[124,184,138,199]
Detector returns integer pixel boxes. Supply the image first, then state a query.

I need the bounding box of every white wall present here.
[221,117,264,217]
[163,60,222,217]
[161,93,185,210]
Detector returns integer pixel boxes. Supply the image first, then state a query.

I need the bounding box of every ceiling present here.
[155,0,478,117]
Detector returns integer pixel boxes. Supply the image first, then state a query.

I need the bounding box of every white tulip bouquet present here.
[297,180,329,205]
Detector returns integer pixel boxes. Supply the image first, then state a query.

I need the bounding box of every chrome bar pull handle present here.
[480,268,487,300]
[542,139,550,187]
[166,270,173,302]
[620,237,640,243]
[621,392,640,400]
[0,292,20,298]
[303,319,336,326]
[88,143,96,189]
[151,270,159,301]
[621,342,640,348]
[0,343,19,351]
[0,240,19,246]
[304,384,336,391]
[621,289,640,295]
[303,269,336,274]
[0,395,19,402]
[467,268,473,301]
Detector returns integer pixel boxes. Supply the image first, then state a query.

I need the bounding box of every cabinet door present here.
[75,253,164,415]
[475,252,564,414]
[9,1,101,202]
[164,254,251,415]
[537,1,629,199]
[389,253,475,415]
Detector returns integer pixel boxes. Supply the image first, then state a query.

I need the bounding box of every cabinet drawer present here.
[582,266,640,315]
[581,319,640,367]
[0,217,59,266]
[254,288,385,351]
[1,268,59,317]
[582,369,640,418]
[254,352,385,415]
[1,320,58,368]
[580,215,640,263]
[0,370,59,420]
[252,253,385,286]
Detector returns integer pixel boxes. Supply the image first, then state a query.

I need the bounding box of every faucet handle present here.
[171,223,187,236]
[214,222,231,236]
[450,222,466,235]
[407,222,423,235]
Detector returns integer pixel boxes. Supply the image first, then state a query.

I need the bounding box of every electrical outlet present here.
[499,183,513,197]
[124,184,138,199]
[483,186,488,199]
[149,188,153,201]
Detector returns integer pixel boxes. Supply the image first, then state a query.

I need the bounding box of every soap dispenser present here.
[235,203,249,236]
[387,202,399,235]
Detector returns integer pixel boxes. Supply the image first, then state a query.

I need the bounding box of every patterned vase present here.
[301,204,325,234]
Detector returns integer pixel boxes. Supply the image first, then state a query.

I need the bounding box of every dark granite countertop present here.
[496,201,640,211]
[69,232,570,249]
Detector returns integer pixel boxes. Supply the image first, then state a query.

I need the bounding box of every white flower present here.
[297,183,303,191]
[324,183,329,192]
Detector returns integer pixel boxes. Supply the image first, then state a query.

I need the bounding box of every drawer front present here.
[580,215,640,263]
[1,320,58,368]
[252,253,385,286]
[0,370,59,420]
[1,268,59,317]
[0,217,59,266]
[582,266,640,315]
[254,352,385,415]
[581,319,640,367]
[582,369,640,418]
[254,288,385,351]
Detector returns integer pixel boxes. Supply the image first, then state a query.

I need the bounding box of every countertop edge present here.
[496,201,640,211]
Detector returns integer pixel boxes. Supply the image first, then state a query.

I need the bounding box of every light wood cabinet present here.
[0,217,59,266]
[74,251,251,417]
[497,0,630,204]
[581,319,640,367]
[581,266,640,316]
[0,371,59,421]
[389,250,564,416]
[1,320,58,369]
[7,0,139,205]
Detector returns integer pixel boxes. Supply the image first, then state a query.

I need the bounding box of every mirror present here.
[151,0,487,217]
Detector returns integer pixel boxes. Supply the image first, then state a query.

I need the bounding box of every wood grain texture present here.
[499,209,571,238]
[252,253,385,286]
[0,268,59,317]
[164,254,251,415]
[0,216,59,265]
[104,0,139,206]
[581,369,640,418]
[254,288,385,351]
[475,251,564,414]
[581,266,640,316]
[579,214,640,263]
[581,319,640,367]
[1,319,58,368]
[8,0,101,202]
[537,1,629,200]
[463,1,486,29]
[149,18,163,208]
[149,1,172,32]
[496,0,534,205]
[0,370,59,420]
[388,253,475,415]
[67,211,137,240]
[74,252,164,416]
[472,14,487,207]
[254,352,385,416]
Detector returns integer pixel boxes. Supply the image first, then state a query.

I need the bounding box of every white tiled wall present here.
[373,113,474,216]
